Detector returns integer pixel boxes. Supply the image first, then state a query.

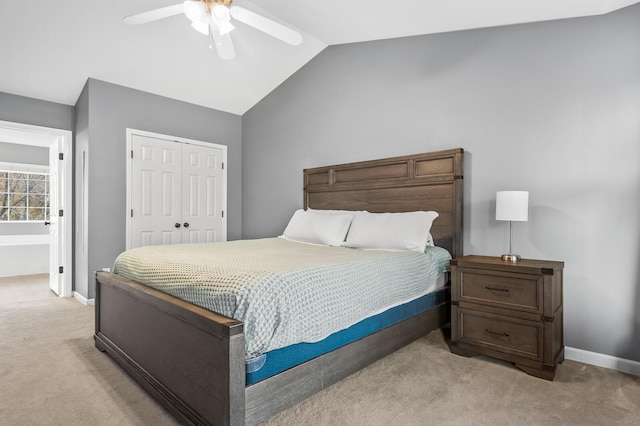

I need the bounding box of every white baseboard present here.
[565,346,640,376]
[73,291,95,306]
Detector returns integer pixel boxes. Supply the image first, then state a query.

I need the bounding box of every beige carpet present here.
[1,275,638,425]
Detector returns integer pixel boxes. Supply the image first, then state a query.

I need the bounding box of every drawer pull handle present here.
[485,285,510,292]
[485,328,510,337]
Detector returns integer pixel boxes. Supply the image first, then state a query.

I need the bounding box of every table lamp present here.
[496,191,529,262]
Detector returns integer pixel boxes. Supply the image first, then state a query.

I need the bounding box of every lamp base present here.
[501,254,521,262]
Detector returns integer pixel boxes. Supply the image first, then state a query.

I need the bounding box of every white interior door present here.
[130,135,182,248]
[48,139,61,295]
[47,134,72,296]
[181,143,225,243]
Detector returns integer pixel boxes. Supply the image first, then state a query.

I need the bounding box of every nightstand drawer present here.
[459,268,542,313]
[459,309,543,361]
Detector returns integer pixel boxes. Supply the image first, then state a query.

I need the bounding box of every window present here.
[0,170,50,222]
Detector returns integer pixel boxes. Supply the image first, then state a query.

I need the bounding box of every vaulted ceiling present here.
[1,0,638,115]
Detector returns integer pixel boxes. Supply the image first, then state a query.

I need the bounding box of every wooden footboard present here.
[95,271,245,425]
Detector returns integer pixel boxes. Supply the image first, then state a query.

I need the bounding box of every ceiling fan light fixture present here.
[191,21,209,35]
[211,5,235,36]
[218,21,235,36]
[124,0,301,60]
[211,4,230,20]
[183,1,206,24]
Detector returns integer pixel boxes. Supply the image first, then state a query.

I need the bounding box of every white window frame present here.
[0,161,51,223]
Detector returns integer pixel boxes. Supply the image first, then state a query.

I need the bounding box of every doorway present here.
[0,120,72,297]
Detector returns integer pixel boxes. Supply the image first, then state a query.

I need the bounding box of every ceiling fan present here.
[124,0,303,60]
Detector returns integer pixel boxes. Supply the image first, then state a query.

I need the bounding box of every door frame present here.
[125,128,228,250]
[0,120,73,297]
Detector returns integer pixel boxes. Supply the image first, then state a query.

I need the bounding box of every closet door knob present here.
[183,222,190,228]
[175,223,181,228]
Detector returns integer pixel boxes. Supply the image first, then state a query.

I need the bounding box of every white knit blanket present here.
[113,238,451,357]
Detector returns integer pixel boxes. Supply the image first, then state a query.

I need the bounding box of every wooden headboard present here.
[303,148,464,258]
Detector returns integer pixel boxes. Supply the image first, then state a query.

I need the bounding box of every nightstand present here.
[449,255,564,380]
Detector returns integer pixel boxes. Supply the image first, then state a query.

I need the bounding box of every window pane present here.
[10,178,27,193]
[29,194,46,207]
[9,208,26,221]
[30,180,47,194]
[10,193,27,207]
[29,208,45,220]
[0,171,50,222]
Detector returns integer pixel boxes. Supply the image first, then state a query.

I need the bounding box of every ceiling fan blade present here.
[210,29,236,60]
[229,6,302,46]
[124,3,185,25]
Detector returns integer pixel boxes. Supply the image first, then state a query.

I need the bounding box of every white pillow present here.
[426,232,435,247]
[344,211,439,252]
[281,209,354,246]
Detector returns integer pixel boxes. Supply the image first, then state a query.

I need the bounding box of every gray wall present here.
[75,79,242,299]
[0,91,74,131]
[0,92,73,258]
[74,84,89,298]
[242,5,640,363]
[0,142,48,165]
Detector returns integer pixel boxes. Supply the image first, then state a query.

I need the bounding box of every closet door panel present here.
[130,135,182,248]
[181,143,225,244]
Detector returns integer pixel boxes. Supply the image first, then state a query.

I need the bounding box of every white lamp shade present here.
[496,191,529,222]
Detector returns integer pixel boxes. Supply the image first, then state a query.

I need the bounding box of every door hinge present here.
[131,209,133,218]
[59,153,64,160]
[59,209,63,217]
[59,266,63,274]
[131,150,134,159]
[222,210,224,218]
[222,162,224,170]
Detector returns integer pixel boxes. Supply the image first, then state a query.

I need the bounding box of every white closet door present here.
[130,135,182,247]
[181,143,225,243]
[129,131,227,249]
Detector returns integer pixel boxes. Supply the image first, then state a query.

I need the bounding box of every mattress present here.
[245,286,450,385]
[113,238,451,357]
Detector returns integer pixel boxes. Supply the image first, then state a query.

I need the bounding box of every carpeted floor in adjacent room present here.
[1,274,638,425]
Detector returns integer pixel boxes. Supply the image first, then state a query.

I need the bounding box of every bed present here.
[94,148,464,425]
